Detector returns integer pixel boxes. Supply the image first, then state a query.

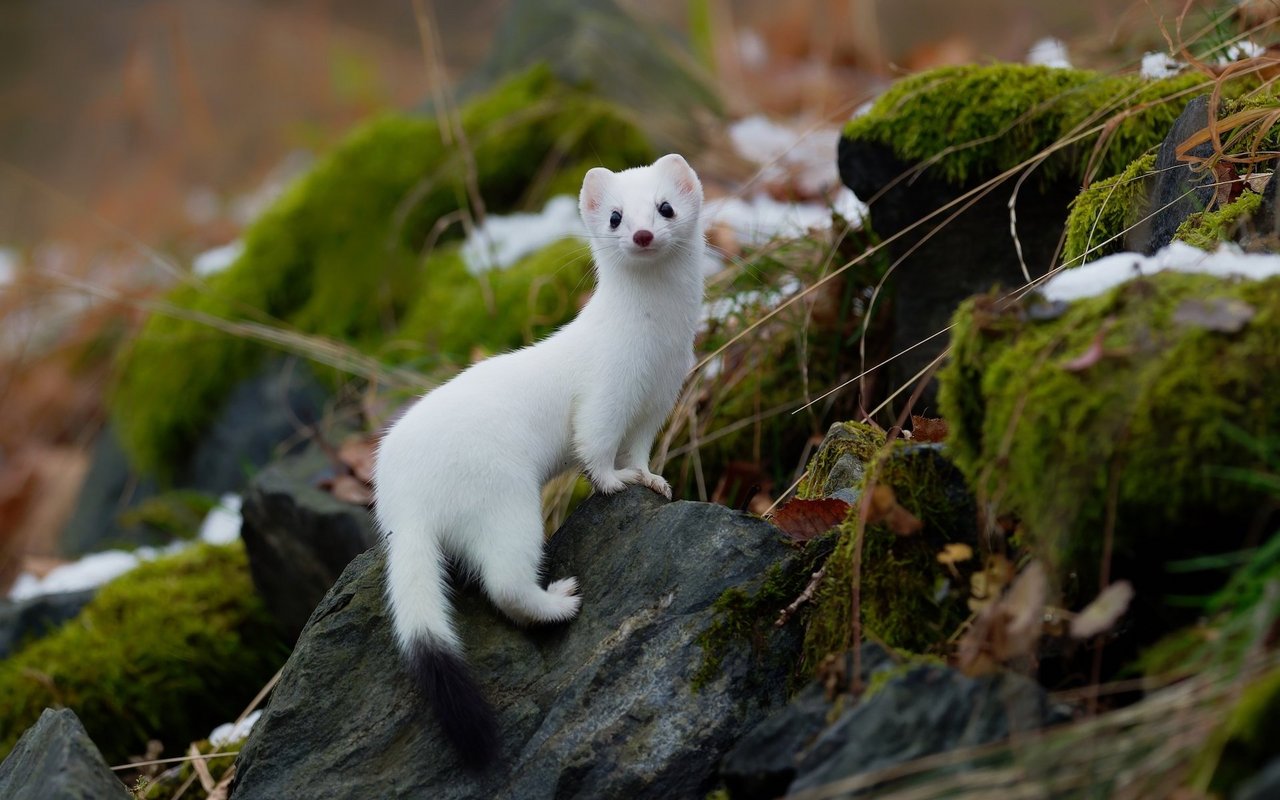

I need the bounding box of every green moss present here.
[1174,190,1266,250]
[800,424,979,668]
[938,272,1280,605]
[111,64,653,476]
[844,64,1212,186]
[1196,664,1280,794]
[1062,153,1156,266]
[0,543,286,762]
[115,490,217,543]
[796,421,887,499]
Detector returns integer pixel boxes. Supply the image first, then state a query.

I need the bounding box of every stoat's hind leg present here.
[468,497,581,625]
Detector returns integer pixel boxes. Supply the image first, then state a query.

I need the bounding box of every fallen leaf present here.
[957,560,1048,676]
[937,543,974,565]
[1070,580,1135,639]
[910,415,949,443]
[861,483,923,536]
[1061,328,1108,372]
[1210,163,1243,209]
[338,435,378,484]
[1172,298,1255,333]
[323,474,374,507]
[770,497,851,541]
[968,554,1016,614]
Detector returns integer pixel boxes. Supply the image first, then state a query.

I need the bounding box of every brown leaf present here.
[1172,298,1255,333]
[326,474,374,507]
[1210,163,1243,209]
[1070,580,1135,639]
[910,415,949,444]
[338,435,378,484]
[1061,328,1108,372]
[770,497,850,541]
[937,543,974,565]
[861,483,924,536]
[957,560,1048,676]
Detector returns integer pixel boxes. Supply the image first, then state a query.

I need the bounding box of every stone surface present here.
[239,447,378,643]
[1236,755,1280,800]
[58,423,160,557]
[230,486,800,800]
[0,589,95,659]
[788,665,1055,797]
[1146,95,1215,253]
[0,708,131,800]
[837,138,1073,413]
[721,645,896,800]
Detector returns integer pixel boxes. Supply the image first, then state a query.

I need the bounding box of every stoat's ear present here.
[579,167,613,217]
[654,154,702,204]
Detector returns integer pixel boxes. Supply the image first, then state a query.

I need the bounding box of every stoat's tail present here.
[384,529,498,769]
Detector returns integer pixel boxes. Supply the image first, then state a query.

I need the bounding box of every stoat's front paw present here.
[637,469,672,500]
[589,468,641,495]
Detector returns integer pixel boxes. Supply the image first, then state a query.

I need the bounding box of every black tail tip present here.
[407,640,500,770]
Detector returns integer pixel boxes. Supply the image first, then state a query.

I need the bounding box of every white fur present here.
[374,154,706,655]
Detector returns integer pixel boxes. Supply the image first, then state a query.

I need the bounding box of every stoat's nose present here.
[632,230,653,247]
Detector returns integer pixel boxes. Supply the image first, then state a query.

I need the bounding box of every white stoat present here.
[373,154,706,767]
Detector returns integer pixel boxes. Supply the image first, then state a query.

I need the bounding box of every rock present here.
[788,665,1056,797]
[1257,162,1279,242]
[1236,756,1280,800]
[0,589,95,659]
[837,138,1073,412]
[239,447,378,643]
[230,486,801,799]
[0,708,131,800]
[1146,95,1215,253]
[58,423,161,557]
[720,645,896,800]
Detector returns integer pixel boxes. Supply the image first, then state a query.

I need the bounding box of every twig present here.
[776,566,827,627]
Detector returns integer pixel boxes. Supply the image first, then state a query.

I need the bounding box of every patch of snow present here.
[199,494,243,545]
[1142,51,1185,79]
[1220,39,1266,64]
[193,241,245,278]
[1039,242,1280,303]
[707,187,865,246]
[461,195,585,275]
[0,247,17,286]
[727,115,842,197]
[851,98,877,120]
[737,29,767,69]
[208,709,263,748]
[1027,37,1071,69]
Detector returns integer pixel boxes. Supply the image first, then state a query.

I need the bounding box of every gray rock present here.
[58,423,161,557]
[239,447,378,643]
[231,487,801,800]
[1235,755,1280,800]
[720,645,896,800]
[0,589,95,659]
[837,139,1073,413]
[1147,95,1215,253]
[789,665,1055,797]
[0,707,131,800]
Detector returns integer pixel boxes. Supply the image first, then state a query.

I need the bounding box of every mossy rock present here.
[1198,663,1280,795]
[800,423,979,668]
[843,64,1209,188]
[1175,190,1267,250]
[111,64,653,476]
[1062,153,1156,266]
[0,543,287,763]
[938,271,1280,615]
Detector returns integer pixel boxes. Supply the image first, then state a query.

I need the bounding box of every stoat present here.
[373,154,706,767]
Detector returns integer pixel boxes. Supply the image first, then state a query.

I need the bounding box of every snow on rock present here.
[193,241,245,278]
[7,494,244,601]
[1142,51,1185,79]
[706,187,865,247]
[1221,39,1266,64]
[728,115,843,197]
[209,709,263,748]
[461,195,585,275]
[0,247,17,286]
[1039,242,1280,303]
[1027,37,1071,69]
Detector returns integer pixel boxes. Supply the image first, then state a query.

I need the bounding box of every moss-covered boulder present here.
[1062,153,1156,266]
[0,543,286,763]
[838,65,1211,412]
[798,423,979,666]
[1175,190,1267,250]
[938,271,1280,622]
[111,64,653,476]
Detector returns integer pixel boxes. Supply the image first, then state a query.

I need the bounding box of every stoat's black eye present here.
[609,210,622,229]
[658,201,674,219]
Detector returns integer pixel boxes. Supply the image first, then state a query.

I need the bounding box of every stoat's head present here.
[578,154,704,267]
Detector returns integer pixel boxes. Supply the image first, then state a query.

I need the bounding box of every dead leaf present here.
[1061,328,1108,372]
[1172,298,1255,333]
[968,554,1016,614]
[957,560,1048,676]
[1210,163,1243,209]
[937,542,973,579]
[770,497,851,541]
[1070,580,1135,639]
[862,483,923,536]
[322,474,374,507]
[910,415,949,444]
[338,435,378,484]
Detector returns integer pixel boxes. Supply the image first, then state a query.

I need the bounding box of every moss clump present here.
[844,64,1210,186]
[938,272,1280,607]
[111,64,653,476]
[800,423,979,668]
[0,543,286,762]
[115,490,217,543]
[1175,190,1266,250]
[1062,153,1157,266]
[796,421,886,499]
